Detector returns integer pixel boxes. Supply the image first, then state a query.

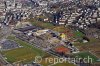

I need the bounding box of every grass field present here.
[73,52,98,63]
[1,36,45,63]
[29,18,55,29]
[2,48,37,63]
[74,38,100,47]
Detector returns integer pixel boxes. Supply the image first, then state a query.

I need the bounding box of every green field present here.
[74,30,84,38]
[73,52,98,63]
[74,38,100,47]
[29,18,55,29]
[1,36,45,63]
[3,48,37,63]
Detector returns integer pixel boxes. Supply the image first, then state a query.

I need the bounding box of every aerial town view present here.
[0,0,100,66]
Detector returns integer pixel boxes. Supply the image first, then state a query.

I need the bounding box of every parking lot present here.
[0,39,21,51]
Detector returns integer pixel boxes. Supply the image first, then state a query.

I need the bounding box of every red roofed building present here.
[55,46,70,54]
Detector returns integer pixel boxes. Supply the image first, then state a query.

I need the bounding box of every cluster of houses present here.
[43,0,100,30]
